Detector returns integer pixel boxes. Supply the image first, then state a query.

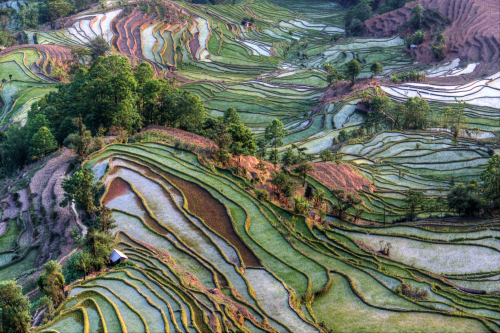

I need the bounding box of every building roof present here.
[109,249,128,262]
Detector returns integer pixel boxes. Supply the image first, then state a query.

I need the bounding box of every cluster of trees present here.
[207,108,256,166]
[403,155,500,220]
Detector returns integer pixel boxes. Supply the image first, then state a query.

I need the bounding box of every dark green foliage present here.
[431,34,448,59]
[397,282,428,300]
[404,30,425,47]
[63,251,84,285]
[264,119,288,166]
[481,154,500,208]
[390,70,426,83]
[11,5,39,29]
[370,62,384,77]
[37,260,65,305]
[377,0,410,15]
[345,59,361,84]
[114,261,137,268]
[0,280,31,333]
[254,188,268,202]
[87,36,111,60]
[345,0,372,36]
[410,4,424,28]
[30,58,206,140]
[282,148,297,167]
[447,181,482,216]
[29,127,58,159]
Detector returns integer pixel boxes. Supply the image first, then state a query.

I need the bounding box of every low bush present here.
[254,188,268,202]
[397,282,428,300]
[404,30,425,47]
[114,261,136,268]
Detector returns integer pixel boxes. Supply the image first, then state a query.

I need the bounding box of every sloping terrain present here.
[364,0,500,76]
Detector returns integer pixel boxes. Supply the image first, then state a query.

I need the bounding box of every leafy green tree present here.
[370,62,384,77]
[0,125,29,176]
[481,154,500,207]
[40,295,55,323]
[410,4,424,28]
[345,59,361,85]
[83,226,114,271]
[96,206,116,235]
[38,261,65,305]
[295,162,315,187]
[61,169,98,218]
[270,171,292,199]
[447,181,482,216]
[158,91,206,133]
[344,0,372,35]
[87,36,111,60]
[331,189,362,218]
[229,123,257,158]
[404,97,431,129]
[223,107,240,125]
[404,190,425,221]
[293,195,311,214]
[320,149,333,162]
[29,127,58,159]
[265,119,288,166]
[64,117,93,158]
[282,148,297,167]
[26,114,51,143]
[76,251,94,280]
[431,34,448,60]
[0,280,31,333]
[313,188,325,207]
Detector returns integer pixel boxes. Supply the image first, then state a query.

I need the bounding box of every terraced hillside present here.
[1,0,500,332]
[34,142,500,333]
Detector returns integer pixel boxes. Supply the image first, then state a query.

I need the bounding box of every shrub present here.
[254,188,268,202]
[114,261,136,268]
[390,70,425,83]
[397,282,428,300]
[404,30,425,47]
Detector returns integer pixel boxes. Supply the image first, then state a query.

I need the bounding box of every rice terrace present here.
[0,0,499,331]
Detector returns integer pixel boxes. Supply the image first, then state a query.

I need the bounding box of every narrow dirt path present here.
[71,202,87,237]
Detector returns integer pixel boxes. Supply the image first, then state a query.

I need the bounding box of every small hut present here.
[109,249,128,265]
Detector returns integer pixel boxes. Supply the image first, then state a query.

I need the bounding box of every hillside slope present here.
[364,0,500,76]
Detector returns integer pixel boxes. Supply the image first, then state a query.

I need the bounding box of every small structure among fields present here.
[109,249,128,264]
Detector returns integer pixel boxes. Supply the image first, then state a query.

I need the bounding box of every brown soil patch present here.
[306,162,374,193]
[189,32,200,58]
[319,78,374,104]
[141,125,217,151]
[229,155,277,181]
[364,0,500,77]
[162,171,261,268]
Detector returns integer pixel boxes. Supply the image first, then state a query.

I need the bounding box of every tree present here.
[96,206,116,235]
[410,4,424,28]
[447,181,481,216]
[0,280,31,333]
[270,171,293,199]
[404,190,425,221]
[295,162,315,187]
[320,149,333,162]
[26,114,51,143]
[313,188,325,207]
[76,251,93,281]
[256,160,267,180]
[29,127,58,159]
[481,154,500,208]
[264,119,288,166]
[87,36,111,60]
[223,107,240,125]
[83,226,114,271]
[37,260,65,305]
[40,295,55,323]
[431,34,448,60]
[404,97,431,129]
[293,195,312,214]
[229,123,257,160]
[331,189,362,218]
[345,59,361,85]
[65,117,93,158]
[282,148,297,167]
[370,62,384,77]
[11,4,39,30]
[60,169,98,218]
[291,143,307,163]
[344,0,372,36]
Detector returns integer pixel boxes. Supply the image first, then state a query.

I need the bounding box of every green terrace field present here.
[35,142,500,333]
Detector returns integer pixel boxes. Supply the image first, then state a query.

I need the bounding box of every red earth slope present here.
[364,0,500,76]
